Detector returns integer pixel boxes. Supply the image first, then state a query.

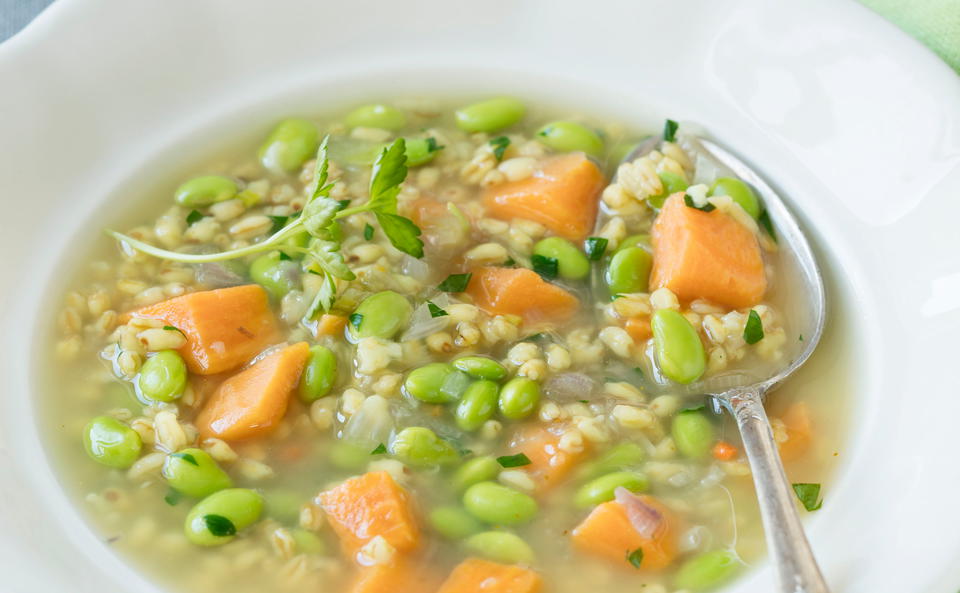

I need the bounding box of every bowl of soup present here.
[2,2,960,593]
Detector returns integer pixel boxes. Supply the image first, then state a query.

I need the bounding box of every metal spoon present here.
[598,132,830,593]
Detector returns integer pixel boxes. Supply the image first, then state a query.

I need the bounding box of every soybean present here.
[83,416,142,468]
[578,442,646,480]
[390,426,459,467]
[455,380,500,431]
[498,377,541,420]
[673,549,741,591]
[616,233,652,253]
[710,177,761,219]
[184,488,263,546]
[249,252,300,300]
[452,356,507,381]
[672,409,715,459]
[298,345,337,403]
[138,350,187,402]
[464,531,535,565]
[652,309,707,384]
[451,456,501,492]
[455,97,525,133]
[162,448,232,499]
[344,104,406,130]
[174,175,237,208]
[404,363,470,404]
[536,121,604,157]
[533,237,591,280]
[429,506,484,540]
[574,471,649,508]
[351,290,412,339]
[606,247,652,295]
[405,137,442,166]
[463,481,538,525]
[259,118,319,174]
[647,171,689,209]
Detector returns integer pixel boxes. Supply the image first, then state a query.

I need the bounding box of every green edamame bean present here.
[83,416,142,468]
[404,363,470,404]
[138,350,187,402]
[184,488,263,547]
[405,137,442,166]
[710,177,761,219]
[651,309,706,384]
[298,345,337,403]
[463,481,538,525]
[281,230,312,258]
[429,506,484,540]
[455,97,525,133]
[606,247,652,295]
[464,531,535,565]
[291,529,326,555]
[328,441,369,470]
[647,171,689,209]
[672,409,715,459]
[498,377,541,420]
[249,252,300,300]
[351,290,412,339]
[574,471,649,508]
[616,233,652,253]
[451,456,501,492]
[390,426,459,467]
[455,380,499,431]
[344,104,406,131]
[174,175,238,208]
[263,489,305,523]
[161,448,232,498]
[452,356,507,381]
[536,121,604,157]
[673,549,741,591]
[533,237,591,280]
[578,442,646,480]
[259,118,319,174]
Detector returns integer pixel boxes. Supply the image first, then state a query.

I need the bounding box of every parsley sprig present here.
[106,137,424,318]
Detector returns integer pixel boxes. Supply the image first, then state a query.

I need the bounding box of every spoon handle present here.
[724,388,831,593]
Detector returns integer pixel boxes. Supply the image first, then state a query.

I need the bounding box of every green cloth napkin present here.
[860,0,960,73]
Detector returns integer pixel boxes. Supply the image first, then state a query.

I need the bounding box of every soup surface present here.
[45,96,847,593]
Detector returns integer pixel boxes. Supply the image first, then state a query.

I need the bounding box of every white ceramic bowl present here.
[2,1,959,592]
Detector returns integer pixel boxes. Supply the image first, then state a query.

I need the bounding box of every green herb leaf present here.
[375,211,424,258]
[163,325,184,335]
[438,273,472,293]
[579,399,589,403]
[626,547,644,569]
[164,489,181,506]
[683,193,716,212]
[792,483,823,511]
[758,209,777,243]
[427,301,448,318]
[799,334,804,342]
[305,239,355,281]
[522,332,547,343]
[370,443,387,455]
[337,199,351,210]
[309,136,334,200]
[584,237,608,261]
[663,119,679,143]
[496,453,532,468]
[170,452,198,466]
[185,210,203,226]
[349,313,363,329]
[268,215,289,234]
[743,309,764,344]
[203,514,237,537]
[502,257,516,267]
[303,269,337,321]
[426,137,443,154]
[633,367,645,378]
[302,196,340,238]
[367,138,407,214]
[363,223,374,241]
[490,136,511,161]
[531,254,559,279]
[278,251,292,261]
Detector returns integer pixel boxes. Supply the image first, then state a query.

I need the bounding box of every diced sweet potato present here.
[777,402,812,461]
[437,558,542,593]
[624,316,652,343]
[483,153,604,241]
[196,342,309,441]
[313,313,348,339]
[571,497,678,571]
[508,423,586,492]
[319,471,420,554]
[349,558,439,593]
[465,267,579,325]
[132,285,281,375]
[650,194,766,308]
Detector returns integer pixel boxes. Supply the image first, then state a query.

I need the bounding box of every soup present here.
[45,96,846,593]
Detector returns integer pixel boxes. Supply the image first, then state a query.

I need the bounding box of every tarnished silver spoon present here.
[597,132,830,593]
